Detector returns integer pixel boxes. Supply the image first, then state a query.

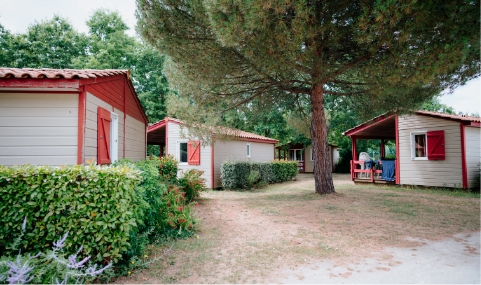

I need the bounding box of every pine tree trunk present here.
[310,85,335,195]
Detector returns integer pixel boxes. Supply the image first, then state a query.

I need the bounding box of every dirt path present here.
[120,174,480,284]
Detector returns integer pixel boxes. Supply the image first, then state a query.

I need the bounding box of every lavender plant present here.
[0,219,112,284]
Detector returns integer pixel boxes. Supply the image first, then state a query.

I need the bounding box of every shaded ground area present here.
[119,173,480,284]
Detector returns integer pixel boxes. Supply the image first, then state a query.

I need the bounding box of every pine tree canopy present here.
[136,0,480,194]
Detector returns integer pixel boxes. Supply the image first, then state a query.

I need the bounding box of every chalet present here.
[147,117,279,189]
[275,143,340,172]
[0,68,148,166]
[344,110,480,189]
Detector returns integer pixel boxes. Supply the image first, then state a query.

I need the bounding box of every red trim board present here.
[77,90,86,164]
[344,114,395,136]
[460,123,468,189]
[395,115,400,184]
[165,120,169,155]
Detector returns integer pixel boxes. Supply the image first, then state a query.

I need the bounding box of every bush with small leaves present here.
[0,219,111,284]
[177,169,206,202]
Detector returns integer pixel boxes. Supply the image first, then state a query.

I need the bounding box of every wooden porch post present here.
[380,139,385,158]
[351,136,358,161]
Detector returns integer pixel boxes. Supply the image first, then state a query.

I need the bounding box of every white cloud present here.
[440,78,481,115]
[0,0,137,36]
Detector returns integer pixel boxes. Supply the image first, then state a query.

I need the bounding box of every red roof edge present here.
[344,112,395,137]
[148,117,279,143]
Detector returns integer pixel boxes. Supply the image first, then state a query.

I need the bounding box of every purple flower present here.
[6,256,34,284]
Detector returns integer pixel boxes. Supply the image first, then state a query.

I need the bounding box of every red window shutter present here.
[188,140,201,165]
[97,107,112,164]
[427,130,446,160]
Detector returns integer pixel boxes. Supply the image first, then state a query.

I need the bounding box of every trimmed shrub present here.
[220,160,298,189]
[271,160,298,183]
[0,164,141,263]
[178,169,206,202]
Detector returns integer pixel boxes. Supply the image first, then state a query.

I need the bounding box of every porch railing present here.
[350,160,382,182]
[297,161,304,172]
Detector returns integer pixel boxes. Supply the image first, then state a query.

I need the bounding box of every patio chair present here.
[358,152,371,178]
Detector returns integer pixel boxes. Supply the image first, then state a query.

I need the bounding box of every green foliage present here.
[137,0,479,194]
[220,161,298,190]
[0,10,170,125]
[0,164,141,264]
[160,185,196,236]
[178,169,206,202]
[246,170,261,190]
[0,228,112,284]
[270,161,299,183]
[334,148,353,173]
[420,96,456,114]
[3,15,88,69]
[158,155,179,183]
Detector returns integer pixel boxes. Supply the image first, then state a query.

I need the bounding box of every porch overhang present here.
[344,113,396,140]
[147,120,167,145]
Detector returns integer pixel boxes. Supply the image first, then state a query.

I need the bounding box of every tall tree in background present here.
[136,0,480,194]
[1,16,88,68]
[0,10,170,124]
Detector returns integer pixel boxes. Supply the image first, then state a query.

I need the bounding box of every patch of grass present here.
[382,199,417,216]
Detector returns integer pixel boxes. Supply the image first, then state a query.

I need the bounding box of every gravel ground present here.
[280,231,480,284]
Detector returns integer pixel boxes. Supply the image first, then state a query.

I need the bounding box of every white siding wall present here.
[398,114,463,188]
[125,114,146,162]
[85,92,112,163]
[167,122,213,188]
[300,146,338,173]
[305,146,313,173]
[465,126,480,189]
[0,93,78,165]
[114,108,125,160]
[213,140,275,188]
[85,93,146,163]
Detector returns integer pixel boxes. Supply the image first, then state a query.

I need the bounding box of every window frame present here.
[247,143,251,158]
[410,131,428,160]
[177,140,189,165]
[289,149,304,161]
[110,112,119,163]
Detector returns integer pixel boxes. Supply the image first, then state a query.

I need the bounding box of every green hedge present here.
[220,160,298,189]
[0,164,141,263]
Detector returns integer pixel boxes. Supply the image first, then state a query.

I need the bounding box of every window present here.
[178,140,201,165]
[413,133,427,159]
[247,143,251,157]
[289,149,303,161]
[411,130,446,160]
[179,141,188,163]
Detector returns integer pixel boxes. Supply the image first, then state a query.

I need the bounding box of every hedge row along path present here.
[118,173,480,284]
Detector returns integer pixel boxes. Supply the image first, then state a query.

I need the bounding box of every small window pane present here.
[296,150,303,161]
[180,142,188,162]
[414,134,426,157]
[247,144,251,157]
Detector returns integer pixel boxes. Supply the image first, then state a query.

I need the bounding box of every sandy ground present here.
[279,231,480,284]
[118,173,480,284]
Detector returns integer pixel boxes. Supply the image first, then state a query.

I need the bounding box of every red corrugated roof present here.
[0,68,129,79]
[148,117,279,143]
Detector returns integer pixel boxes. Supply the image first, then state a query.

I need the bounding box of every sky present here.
[0,0,480,115]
